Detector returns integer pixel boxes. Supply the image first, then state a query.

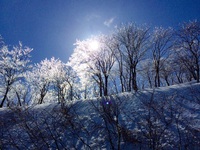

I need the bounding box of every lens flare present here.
[89,40,99,50]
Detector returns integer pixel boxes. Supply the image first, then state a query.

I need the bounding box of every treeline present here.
[0,20,200,107]
[69,20,200,97]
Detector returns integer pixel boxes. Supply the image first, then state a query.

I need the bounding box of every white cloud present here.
[104,17,115,27]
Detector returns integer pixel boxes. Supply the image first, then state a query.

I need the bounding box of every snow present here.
[0,82,200,149]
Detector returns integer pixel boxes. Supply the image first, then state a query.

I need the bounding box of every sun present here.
[89,40,99,50]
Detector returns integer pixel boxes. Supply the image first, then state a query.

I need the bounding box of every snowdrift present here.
[1,82,200,149]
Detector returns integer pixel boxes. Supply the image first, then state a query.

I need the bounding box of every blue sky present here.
[0,0,200,63]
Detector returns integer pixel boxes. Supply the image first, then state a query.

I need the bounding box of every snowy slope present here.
[0,82,200,149]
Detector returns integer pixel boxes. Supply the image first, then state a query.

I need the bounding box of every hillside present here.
[1,82,200,149]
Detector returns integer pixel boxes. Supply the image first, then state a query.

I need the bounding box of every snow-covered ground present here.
[1,82,200,149]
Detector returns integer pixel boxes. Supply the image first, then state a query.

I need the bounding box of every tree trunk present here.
[70,84,73,101]
[132,66,138,91]
[99,78,103,97]
[84,86,87,99]
[154,61,160,87]
[128,67,132,92]
[196,60,200,83]
[0,86,9,108]
[147,74,152,88]
[120,75,124,93]
[154,75,157,88]
[104,75,108,96]
[157,68,161,87]
[165,76,170,86]
[16,91,22,106]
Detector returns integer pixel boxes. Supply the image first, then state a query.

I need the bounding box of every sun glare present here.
[89,40,99,50]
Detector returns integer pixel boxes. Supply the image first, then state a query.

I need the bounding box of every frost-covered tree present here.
[159,58,174,86]
[115,23,150,91]
[0,42,32,107]
[26,59,52,104]
[175,20,200,82]
[109,33,130,93]
[27,57,76,104]
[49,59,77,102]
[138,59,154,88]
[69,35,116,97]
[97,35,116,96]
[151,27,174,87]
[171,54,191,83]
[8,80,31,106]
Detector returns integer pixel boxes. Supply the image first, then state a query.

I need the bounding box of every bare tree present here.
[171,55,191,84]
[116,23,150,91]
[151,27,174,87]
[97,35,116,96]
[175,20,200,82]
[138,59,154,88]
[112,35,130,92]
